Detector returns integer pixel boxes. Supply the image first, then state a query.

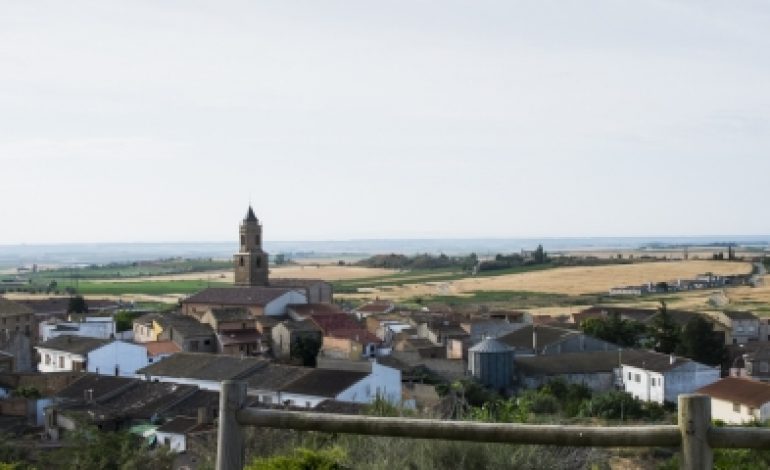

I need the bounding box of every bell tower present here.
[233,206,269,286]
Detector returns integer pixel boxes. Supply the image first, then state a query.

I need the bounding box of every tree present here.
[651,301,680,354]
[579,313,645,347]
[677,315,726,366]
[67,295,88,314]
[291,336,321,367]
[533,244,547,264]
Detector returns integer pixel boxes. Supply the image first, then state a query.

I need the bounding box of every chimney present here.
[532,325,537,353]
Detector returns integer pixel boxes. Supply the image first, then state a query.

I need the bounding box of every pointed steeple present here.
[244,205,258,223]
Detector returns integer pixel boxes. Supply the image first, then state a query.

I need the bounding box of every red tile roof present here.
[309,313,362,335]
[144,341,182,356]
[697,377,770,408]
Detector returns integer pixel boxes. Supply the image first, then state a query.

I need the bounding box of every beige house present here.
[714,310,760,345]
[697,377,770,424]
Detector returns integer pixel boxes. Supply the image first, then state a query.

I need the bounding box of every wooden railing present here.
[215,380,770,470]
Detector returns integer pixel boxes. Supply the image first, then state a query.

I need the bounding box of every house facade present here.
[697,377,770,424]
[36,337,148,377]
[715,310,760,345]
[621,351,720,404]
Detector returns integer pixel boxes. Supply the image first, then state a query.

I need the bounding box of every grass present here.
[64,280,230,296]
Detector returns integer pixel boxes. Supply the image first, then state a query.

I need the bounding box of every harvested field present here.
[90,265,394,283]
[342,260,752,300]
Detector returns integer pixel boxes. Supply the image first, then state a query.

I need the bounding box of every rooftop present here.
[697,377,770,408]
[469,337,513,353]
[0,297,34,317]
[183,287,292,307]
[144,341,182,356]
[137,352,268,381]
[723,310,759,321]
[498,325,578,350]
[279,368,368,398]
[620,350,693,373]
[36,336,110,355]
[208,307,254,322]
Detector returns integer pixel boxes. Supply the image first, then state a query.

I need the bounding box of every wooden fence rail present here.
[215,380,770,470]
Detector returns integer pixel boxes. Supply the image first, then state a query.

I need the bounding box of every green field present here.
[30,258,231,280]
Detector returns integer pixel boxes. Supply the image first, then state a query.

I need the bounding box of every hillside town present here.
[2,207,770,468]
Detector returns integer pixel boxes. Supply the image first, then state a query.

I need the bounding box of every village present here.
[1,207,770,468]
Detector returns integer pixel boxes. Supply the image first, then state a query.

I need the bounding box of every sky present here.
[1,1,769,243]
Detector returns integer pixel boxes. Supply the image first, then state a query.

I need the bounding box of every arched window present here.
[255,234,260,245]
[256,256,261,268]
[239,257,244,267]
[241,235,245,246]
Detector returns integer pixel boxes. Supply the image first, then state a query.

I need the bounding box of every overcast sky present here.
[1,1,769,243]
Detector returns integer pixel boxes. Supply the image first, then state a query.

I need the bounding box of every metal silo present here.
[468,337,514,390]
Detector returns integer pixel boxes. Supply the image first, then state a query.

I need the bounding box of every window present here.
[255,234,260,245]
[239,257,244,267]
[256,256,261,268]
[59,356,64,368]
[634,374,641,383]
[761,362,769,373]
[241,235,245,246]
[204,339,211,346]
[734,402,741,413]
[190,340,199,351]
[749,407,756,415]
[651,378,656,386]
[45,354,51,365]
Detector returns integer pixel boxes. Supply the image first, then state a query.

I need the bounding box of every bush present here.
[245,447,348,470]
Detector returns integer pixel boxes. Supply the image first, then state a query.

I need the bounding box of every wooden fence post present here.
[679,394,712,470]
[216,380,247,470]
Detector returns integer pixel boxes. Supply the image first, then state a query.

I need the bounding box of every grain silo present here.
[468,337,515,390]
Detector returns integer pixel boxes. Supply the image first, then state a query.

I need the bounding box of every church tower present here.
[233,206,269,286]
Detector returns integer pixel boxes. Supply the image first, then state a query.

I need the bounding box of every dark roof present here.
[56,374,135,402]
[161,390,220,418]
[724,311,758,321]
[245,363,312,390]
[498,325,577,350]
[36,336,110,355]
[183,287,292,307]
[280,369,368,398]
[97,381,198,420]
[516,350,640,375]
[209,307,253,322]
[620,350,693,373]
[162,314,216,337]
[137,352,267,381]
[245,205,258,222]
[0,297,34,317]
[697,377,770,408]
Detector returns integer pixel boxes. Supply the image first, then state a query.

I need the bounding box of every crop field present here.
[338,260,752,299]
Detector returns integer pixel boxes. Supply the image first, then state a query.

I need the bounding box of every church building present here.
[181,206,333,318]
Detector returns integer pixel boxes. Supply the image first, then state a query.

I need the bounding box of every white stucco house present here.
[155,416,212,452]
[36,336,148,377]
[621,350,720,404]
[697,377,770,424]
